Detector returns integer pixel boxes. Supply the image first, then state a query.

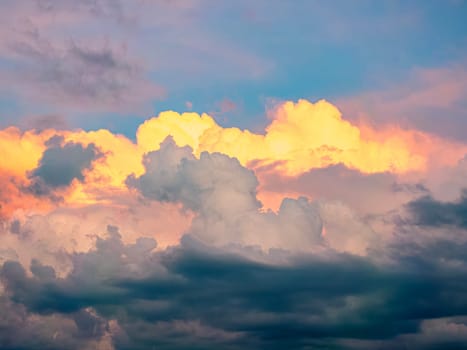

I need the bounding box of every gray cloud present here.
[0,1,164,113]
[258,163,428,215]
[7,114,70,133]
[0,295,112,350]
[406,189,467,229]
[6,36,164,111]
[2,223,467,349]
[34,0,126,20]
[27,137,101,195]
[127,137,261,213]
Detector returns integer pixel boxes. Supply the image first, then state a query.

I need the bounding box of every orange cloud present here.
[0,127,52,178]
[0,99,465,217]
[0,127,58,218]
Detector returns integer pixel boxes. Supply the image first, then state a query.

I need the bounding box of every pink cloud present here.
[338,64,467,141]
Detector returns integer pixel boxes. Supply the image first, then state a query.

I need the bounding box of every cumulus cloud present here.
[0,196,192,276]
[128,137,324,251]
[136,99,467,179]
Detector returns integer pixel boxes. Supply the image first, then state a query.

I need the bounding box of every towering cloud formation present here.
[128,138,323,251]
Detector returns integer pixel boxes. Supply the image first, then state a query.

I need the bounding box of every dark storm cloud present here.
[26,137,101,195]
[406,190,467,229]
[2,225,467,349]
[0,295,110,350]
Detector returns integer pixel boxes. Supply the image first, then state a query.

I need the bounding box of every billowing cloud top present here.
[1,98,467,349]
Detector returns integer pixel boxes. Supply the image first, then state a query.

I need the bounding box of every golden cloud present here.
[0,99,465,217]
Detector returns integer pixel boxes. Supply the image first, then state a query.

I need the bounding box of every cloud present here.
[0,297,113,350]
[0,196,193,277]
[17,114,69,132]
[1,98,465,218]
[394,317,467,350]
[128,137,260,213]
[0,124,147,216]
[128,138,324,251]
[26,136,101,197]
[218,98,237,113]
[0,1,165,113]
[2,36,164,111]
[256,163,428,214]
[341,316,467,349]
[0,127,56,218]
[339,65,467,142]
[405,190,467,229]
[2,221,467,349]
[137,99,467,177]
[32,0,126,20]
[316,201,379,256]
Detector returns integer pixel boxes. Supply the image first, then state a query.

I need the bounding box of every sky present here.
[0,1,467,349]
